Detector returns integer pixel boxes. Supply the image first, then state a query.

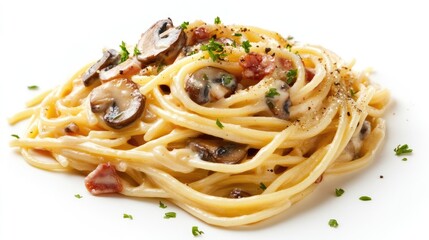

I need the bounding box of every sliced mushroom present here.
[185,67,237,104]
[265,80,291,120]
[99,57,142,82]
[359,120,371,140]
[82,49,120,86]
[137,18,186,64]
[228,188,251,198]
[64,122,79,135]
[337,120,372,161]
[188,137,248,164]
[89,78,145,129]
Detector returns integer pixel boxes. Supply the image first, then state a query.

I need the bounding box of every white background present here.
[1,0,428,239]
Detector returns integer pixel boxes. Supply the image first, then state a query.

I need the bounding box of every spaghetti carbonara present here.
[9,18,389,227]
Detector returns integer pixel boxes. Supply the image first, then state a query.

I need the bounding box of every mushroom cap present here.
[137,18,186,64]
[82,49,120,86]
[185,66,237,104]
[89,78,145,129]
[188,137,248,164]
[99,57,142,82]
[265,80,291,120]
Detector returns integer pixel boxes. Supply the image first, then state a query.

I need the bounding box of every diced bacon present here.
[305,68,315,81]
[239,53,275,81]
[85,163,123,195]
[278,57,294,71]
[193,27,210,43]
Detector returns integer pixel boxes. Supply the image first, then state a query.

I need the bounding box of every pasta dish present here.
[9,18,389,227]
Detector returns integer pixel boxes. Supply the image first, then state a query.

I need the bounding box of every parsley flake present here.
[286,69,298,85]
[180,21,190,30]
[265,88,280,98]
[200,38,227,62]
[287,35,294,40]
[27,85,39,90]
[133,45,141,56]
[123,213,133,220]
[286,44,292,52]
[159,201,167,209]
[11,134,20,139]
[164,212,176,219]
[241,40,251,53]
[335,188,345,197]
[216,119,224,129]
[350,89,355,97]
[221,74,233,85]
[259,182,267,190]
[402,157,408,161]
[233,33,242,37]
[329,219,339,228]
[214,16,221,24]
[119,41,130,63]
[394,144,413,156]
[74,194,82,199]
[192,226,204,236]
[359,196,372,201]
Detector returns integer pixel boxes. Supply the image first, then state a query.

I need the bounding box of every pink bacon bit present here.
[239,52,275,81]
[85,163,123,195]
[192,26,210,43]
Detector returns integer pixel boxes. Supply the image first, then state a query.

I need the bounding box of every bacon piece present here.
[239,53,275,81]
[85,163,123,195]
[193,27,210,43]
[305,68,315,81]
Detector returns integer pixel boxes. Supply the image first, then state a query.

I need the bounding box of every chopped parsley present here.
[74,194,82,199]
[286,69,298,85]
[157,61,165,73]
[214,16,221,24]
[359,196,372,201]
[350,89,355,97]
[287,35,294,40]
[180,21,190,30]
[265,88,280,98]
[133,45,141,56]
[119,41,130,63]
[27,85,39,90]
[164,212,176,219]
[221,74,233,85]
[200,38,227,62]
[335,188,345,197]
[233,33,242,37]
[286,43,292,52]
[159,201,167,209]
[192,226,204,236]
[328,219,339,228]
[394,144,413,156]
[123,213,133,220]
[241,40,251,53]
[402,157,408,161]
[11,134,20,139]
[259,182,267,190]
[216,119,224,129]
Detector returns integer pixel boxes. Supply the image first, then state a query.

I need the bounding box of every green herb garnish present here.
[233,33,242,37]
[159,201,167,209]
[221,74,233,85]
[335,188,345,197]
[123,213,133,220]
[241,40,251,53]
[286,44,292,52]
[216,119,224,129]
[286,69,298,85]
[192,226,204,236]
[119,41,130,63]
[200,38,227,62]
[350,89,355,97]
[359,196,372,201]
[74,194,82,199]
[180,21,190,29]
[329,219,339,228]
[11,134,20,139]
[164,212,176,219]
[265,88,280,98]
[402,157,408,161]
[259,182,267,190]
[394,144,413,156]
[27,85,39,90]
[133,45,141,56]
[214,16,221,24]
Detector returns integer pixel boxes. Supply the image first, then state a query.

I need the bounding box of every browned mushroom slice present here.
[82,49,120,86]
[89,78,145,129]
[265,80,291,120]
[228,188,251,198]
[185,67,237,104]
[137,18,186,64]
[188,138,248,164]
[99,57,142,82]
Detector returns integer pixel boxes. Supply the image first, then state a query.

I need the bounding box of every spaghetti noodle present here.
[9,18,389,227]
